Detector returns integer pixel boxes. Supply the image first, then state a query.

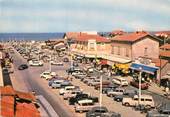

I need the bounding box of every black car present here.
[69,93,98,105]
[63,57,69,62]
[18,64,28,70]
[66,67,83,74]
[146,102,170,117]
[73,62,79,67]
[102,83,119,94]
[86,106,121,117]
[114,92,136,102]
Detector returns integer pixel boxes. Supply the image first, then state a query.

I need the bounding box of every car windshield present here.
[95,109,107,113]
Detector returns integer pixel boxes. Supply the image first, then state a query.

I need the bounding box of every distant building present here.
[111,31,161,60]
[70,33,111,63]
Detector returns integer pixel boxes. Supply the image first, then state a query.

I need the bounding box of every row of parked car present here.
[13,43,70,68]
[37,69,121,117]
[67,66,170,117]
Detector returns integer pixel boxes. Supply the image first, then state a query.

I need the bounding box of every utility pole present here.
[99,71,103,108]
[49,54,52,72]
[138,67,142,105]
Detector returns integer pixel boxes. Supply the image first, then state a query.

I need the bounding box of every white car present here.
[59,86,78,95]
[112,77,128,86]
[40,71,56,80]
[50,61,63,66]
[29,60,43,66]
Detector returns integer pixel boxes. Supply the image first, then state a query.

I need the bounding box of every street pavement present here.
[10,48,77,117]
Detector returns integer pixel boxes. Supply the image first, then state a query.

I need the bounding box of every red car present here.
[130,80,149,90]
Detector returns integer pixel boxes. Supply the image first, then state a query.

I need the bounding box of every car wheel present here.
[145,105,151,109]
[117,98,120,102]
[124,103,130,106]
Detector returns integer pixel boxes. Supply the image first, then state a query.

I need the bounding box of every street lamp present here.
[49,53,52,72]
[138,67,142,105]
[99,70,103,108]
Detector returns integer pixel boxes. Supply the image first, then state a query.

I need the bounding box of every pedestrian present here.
[165,87,169,94]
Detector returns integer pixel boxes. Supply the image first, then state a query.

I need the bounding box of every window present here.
[118,46,120,55]
[126,48,129,57]
[141,98,144,101]
[112,46,114,54]
[89,43,95,50]
[134,98,138,101]
[144,47,148,56]
[145,99,152,101]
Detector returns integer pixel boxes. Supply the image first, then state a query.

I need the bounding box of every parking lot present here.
[6,42,170,117]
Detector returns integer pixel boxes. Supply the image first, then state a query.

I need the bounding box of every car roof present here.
[134,94,153,99]
[78,99,93,104]
[92,106,108,111]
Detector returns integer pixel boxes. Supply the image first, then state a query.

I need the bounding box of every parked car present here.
[69,93,99,105]
[74,73,87,79]
[72,70,85,76]
[146,102,170,117]
[66,67,83,74]
[18,64,28,70]
[130,80,149,90]
[122,94,155,108]
[94,81,110,90]
[107,88,125,97]
[50,61,63,66]
[63,89,82,100]
[102,83,120,94]
[59,85,79,95]
[86,106,121,117]
[29,60,43,66]
[112,77,128,86]
[114,90,137,102]
[50,79,65,88]
[87,78,100,86]
[73,62,79,67]
[75,99,97,113]
[40,71,56,80]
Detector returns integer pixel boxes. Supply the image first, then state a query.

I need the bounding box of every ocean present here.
[0,32,65,41]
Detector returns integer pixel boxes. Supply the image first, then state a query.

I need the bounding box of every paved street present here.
[10,48,77,117]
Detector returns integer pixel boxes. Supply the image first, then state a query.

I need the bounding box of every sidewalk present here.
[0,65,4,86]
[117,75,167,96]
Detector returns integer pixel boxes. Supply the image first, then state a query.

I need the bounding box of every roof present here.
[76,33,110,43]
[16,102,40,117]
[0,86,40,117]
[151,58,168,68]
[0,85,15,96]
[160,44,170,49]
[65,32,82,39]
[1,96,15,117]
[154,31,170,37]
[160,51,170,58]
[110,30,126,35]
[15,91,36,102]
[111,31,160,43]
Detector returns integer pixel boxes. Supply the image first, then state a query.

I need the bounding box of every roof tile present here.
[0,85,15,96]
[15,91,36,102]
[76,33,110,42]
[160,44,170,49]
[111,32,149,42]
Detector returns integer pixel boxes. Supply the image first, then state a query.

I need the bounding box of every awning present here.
[161,75,170,80]
[130,63,159,74]
[100,59,107,65]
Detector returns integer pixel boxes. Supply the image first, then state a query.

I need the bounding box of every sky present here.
[0,0,170,32]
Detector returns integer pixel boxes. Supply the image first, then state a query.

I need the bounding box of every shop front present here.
[130,63,159,82]
[114,63,130,76]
